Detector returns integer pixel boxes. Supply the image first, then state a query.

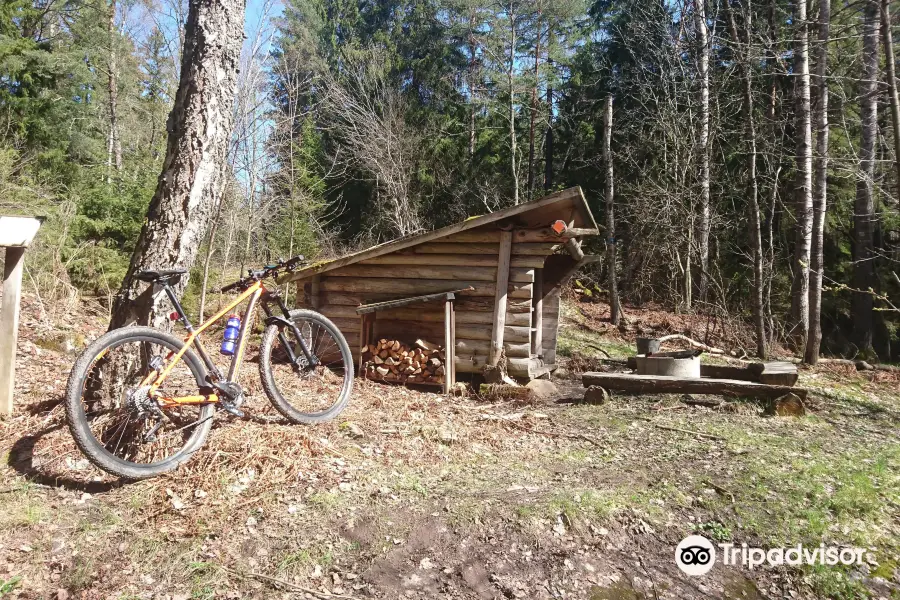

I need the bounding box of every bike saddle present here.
[135,268,188,283]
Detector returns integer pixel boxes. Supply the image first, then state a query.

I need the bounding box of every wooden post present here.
[358,312,375,375]
[450,300,456,386]
[532,268,543,358]
[0,247,25,416]
[444,299,453,394]
[490,231,513,366]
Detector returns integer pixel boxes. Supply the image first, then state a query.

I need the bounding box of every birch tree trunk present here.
[853,0,880,355]
[693,0,711,306]
[881,0,900,202]
[725,0,766,359]
[604,96,622,325]
[790,0,813,353]
[109,0,246,330]
[806,0,830,365]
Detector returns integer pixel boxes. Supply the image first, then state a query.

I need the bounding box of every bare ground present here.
[1,294,899,600]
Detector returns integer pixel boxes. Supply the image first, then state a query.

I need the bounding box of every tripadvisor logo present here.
[676,535,716,576]
[675,535,869,576]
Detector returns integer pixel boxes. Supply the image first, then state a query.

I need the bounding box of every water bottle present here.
[220,315,241,355]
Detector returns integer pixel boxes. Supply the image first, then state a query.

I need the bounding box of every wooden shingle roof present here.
[281,187,598,283]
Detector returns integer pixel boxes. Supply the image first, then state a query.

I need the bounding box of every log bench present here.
[582,372,807,400]
[623,358,799,386]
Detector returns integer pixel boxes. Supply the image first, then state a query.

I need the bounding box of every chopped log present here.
[581,372,806,400]
[764,393,806,416]
[415,338,439,351]
[363,337,447,386]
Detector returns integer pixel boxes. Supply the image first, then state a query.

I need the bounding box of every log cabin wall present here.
[293,226,562,379]
[284,186,599,381]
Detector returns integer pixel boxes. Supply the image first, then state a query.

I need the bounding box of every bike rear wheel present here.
[259,309,354,423]
[65,327,214,479]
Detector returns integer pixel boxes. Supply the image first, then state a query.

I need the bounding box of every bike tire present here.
[65,326,214,480]
[258,309,354,424]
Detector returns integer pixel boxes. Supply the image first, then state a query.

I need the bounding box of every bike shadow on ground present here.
[7,420,127,494]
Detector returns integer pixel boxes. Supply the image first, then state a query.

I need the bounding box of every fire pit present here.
[634,351,701,378]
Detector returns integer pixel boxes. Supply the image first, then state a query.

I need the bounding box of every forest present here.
[3,0,900,363]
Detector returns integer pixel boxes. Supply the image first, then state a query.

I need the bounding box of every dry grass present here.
[1,294,899,600]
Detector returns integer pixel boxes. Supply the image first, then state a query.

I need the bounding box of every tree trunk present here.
[198,161,233,322]
[544,82,553,191]
[106,0,122,182]
[806,0,830,365]
[508,2,518,205]
[693,0,711,305]
[764,0,781,348]
[108,0,246,330]
[853,0,880,355]
[468,11,477,159]
[790,0,813,353]
[725,0,766,359]
[527,3,542,196]
[604,96,622,325]
[881,0,900,202]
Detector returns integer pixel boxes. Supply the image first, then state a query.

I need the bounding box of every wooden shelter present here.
[281,187,601,382]
[0,216,43,416]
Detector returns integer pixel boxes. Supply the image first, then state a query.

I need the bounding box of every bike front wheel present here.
[65,326,214,479]
[259,309,354,424]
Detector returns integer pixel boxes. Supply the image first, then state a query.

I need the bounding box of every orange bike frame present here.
[147,281,265,407]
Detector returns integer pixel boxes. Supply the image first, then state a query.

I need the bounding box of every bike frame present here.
[143,279,314,408]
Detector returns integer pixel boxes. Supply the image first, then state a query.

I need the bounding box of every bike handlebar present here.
[220,255,305,293]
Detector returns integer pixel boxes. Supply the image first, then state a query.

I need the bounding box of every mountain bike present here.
[65,256,353,479]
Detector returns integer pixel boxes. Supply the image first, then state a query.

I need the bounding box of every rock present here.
[166,489,185,510]
[764,393,806,417]
[582,385,610,405]
[439,428,458,444]
[525,379,557,400]
[341,422,365,439]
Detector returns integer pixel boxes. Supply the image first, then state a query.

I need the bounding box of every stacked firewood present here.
[362,339,445,385]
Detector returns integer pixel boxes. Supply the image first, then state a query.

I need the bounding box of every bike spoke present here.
[79,338,206,467]
[268,316,350,416]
